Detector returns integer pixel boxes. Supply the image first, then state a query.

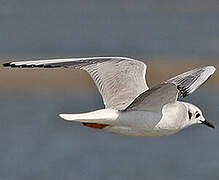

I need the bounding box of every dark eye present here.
[188,111,192,119]
[195,113,200,118]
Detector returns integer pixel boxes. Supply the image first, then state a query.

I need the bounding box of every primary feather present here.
[3,57,215,110]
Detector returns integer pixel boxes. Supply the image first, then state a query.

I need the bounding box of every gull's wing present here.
[166,66,216,97]
[125,65,216,112]
[125,83,178,112]
[3,57,148,110]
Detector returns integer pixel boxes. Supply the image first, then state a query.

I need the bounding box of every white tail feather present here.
[59,109,119,124]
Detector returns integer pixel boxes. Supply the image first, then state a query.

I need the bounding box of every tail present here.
[59,109,119,129]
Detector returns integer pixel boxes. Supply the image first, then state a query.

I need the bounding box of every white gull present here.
[3,57,216,136]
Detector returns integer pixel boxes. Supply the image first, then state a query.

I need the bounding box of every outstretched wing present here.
[3,57,148,110]
[125,83,178,112]
[125,65,216,111]
[166,66,216,97]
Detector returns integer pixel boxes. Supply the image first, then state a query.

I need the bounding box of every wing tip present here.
[3,62,11,67]
[2,62,57,68]
[205,66,216,74]
[3,62,22,68]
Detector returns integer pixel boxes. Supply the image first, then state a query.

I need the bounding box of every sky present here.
[0,0,219,61]
[1,3,219,179]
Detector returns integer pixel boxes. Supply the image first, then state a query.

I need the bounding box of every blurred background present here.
[0,0,219,179]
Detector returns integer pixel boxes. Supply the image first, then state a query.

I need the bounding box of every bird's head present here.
[183,102,215,129]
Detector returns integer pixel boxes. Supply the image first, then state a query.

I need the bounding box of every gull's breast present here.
[105,110,166,136]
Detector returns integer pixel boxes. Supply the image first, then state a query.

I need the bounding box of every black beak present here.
[201,120,215,129]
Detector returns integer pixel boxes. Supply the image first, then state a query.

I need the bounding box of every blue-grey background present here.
[0,90,219,180]
[0,0,219,180]
[0,0,219,59]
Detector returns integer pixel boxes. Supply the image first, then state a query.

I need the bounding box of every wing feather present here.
[125,83,178,112]
[3,57,148,110]
[125,66,216,111]
[166,66,216,97]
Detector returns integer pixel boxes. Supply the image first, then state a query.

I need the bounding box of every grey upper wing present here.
[125,65,216,112]
[166,66,216,97]
[3,57,148,110]
[125,83,178,112]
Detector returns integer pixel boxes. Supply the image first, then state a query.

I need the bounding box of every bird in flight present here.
[3,57,216,136]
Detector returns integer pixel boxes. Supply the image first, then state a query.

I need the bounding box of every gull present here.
[3,57,216,136]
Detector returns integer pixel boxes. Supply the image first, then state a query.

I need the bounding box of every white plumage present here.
[3,57,216,136]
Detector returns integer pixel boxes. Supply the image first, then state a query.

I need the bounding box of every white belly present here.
[105,110,178,137]
[60,105,184,137]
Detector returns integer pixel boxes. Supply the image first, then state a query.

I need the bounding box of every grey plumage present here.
[125,83,178,111]
[3,57,215,111]
[3,57,148,110]
[166,66,215,97]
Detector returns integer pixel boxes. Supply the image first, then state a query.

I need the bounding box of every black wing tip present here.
[2,63,32,68]
[2,63,58,68]
[3,62,20,67]
[3,62,11,67]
